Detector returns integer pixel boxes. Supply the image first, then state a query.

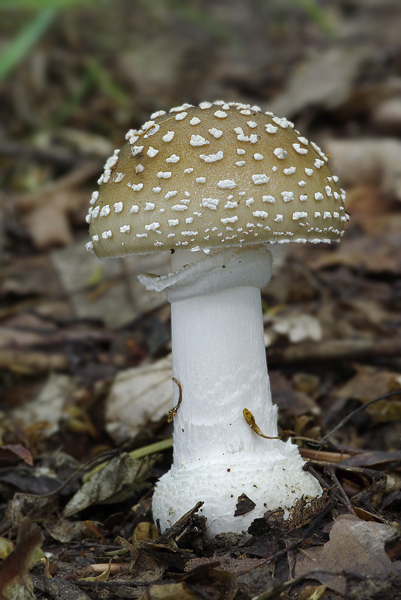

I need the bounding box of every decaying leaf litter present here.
[1,1,401,598]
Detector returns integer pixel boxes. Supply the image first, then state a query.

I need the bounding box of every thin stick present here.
[320,389,401,444]
[325,465,358,517]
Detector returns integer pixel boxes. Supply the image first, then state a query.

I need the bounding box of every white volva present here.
[140,246,322,537]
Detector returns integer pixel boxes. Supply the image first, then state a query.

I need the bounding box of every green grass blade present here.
[0,7,57,82]
[82,438,173,483]
[0,0,96,8]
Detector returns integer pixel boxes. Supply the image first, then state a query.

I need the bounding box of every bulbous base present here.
[152,446,322,538]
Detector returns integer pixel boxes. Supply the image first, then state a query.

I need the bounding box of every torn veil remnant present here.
[86,101,348,537]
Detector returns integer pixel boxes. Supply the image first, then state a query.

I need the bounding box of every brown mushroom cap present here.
[87,101,348,258]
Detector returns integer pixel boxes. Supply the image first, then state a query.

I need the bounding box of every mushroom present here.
[86,101,348,537]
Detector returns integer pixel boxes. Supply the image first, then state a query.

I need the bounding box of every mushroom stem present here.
[139,246,321,536]
[169,247,278,465]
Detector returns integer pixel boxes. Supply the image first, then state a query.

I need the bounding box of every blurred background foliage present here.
[2,0,401,390]
[2,0,401,244]
[2,11,401,595]
[0,0,338,133]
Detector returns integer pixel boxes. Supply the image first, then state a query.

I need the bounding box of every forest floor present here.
[1,1,401,598]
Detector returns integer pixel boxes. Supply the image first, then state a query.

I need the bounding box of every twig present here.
[73,578,158,589]
[249,568,355,600]
[320,389,401,444]
[305,462,356,518]
[17,161,101,210]
[0,142,99,168]
[324,465,358,517]
[268,337,401,366]
[78,562,130,576]
[299,447,352,463]
[303,461,333,491]
[0,349,68,373]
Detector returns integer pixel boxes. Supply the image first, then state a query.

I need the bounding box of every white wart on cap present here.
[87,101,348,257]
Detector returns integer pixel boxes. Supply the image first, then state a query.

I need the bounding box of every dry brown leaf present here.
[105,354,173,444]
[23,192,74,249]
[0,444,33,467]
[327,138,401,201]
[1,255,62,298]
[356,211,401,237]
[10,373,78,437]
[295,514,401,594]
[268,46,371,117]
[372,98,401,133]
[42,516,90,543]
[37,576,92,600]
[138,582,200,600]
[63,453,158,517]
[50,242,170,329]
[185,555,270,577]
[270,371,320,419]
[334,365,401,422]
[0,518,44,600]
[138,563,238,600]
[310,233,401,274]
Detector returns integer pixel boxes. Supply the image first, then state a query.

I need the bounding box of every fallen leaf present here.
[138,563,238,600]
[0,444,33,466]
[1,254,63,298]
[79,560,112,582]
[295,514,401,594]
[372,98,401,133]
[11,489,60,523]
[63,452,158,517]
[185,555,268,577]
[0,465,61,496]
[50,242,170,329]
[334,365,401,423]
[130,550,167,583]
[42,516,89,543]
[18,161,99,250]
[35,576,92,600]
[270,372,320,420]
[0,538,14,560]
[23,191,74,249]
[180,564,238,600]
[105,354,173,444]
[327,138,401,201]
[269,46,371,117]
[310,234,401,275]
[0,517,44,600]
[138,582,200,600]
[133,521,159,543]
[10,372,78,437]
[341,450,401,468]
